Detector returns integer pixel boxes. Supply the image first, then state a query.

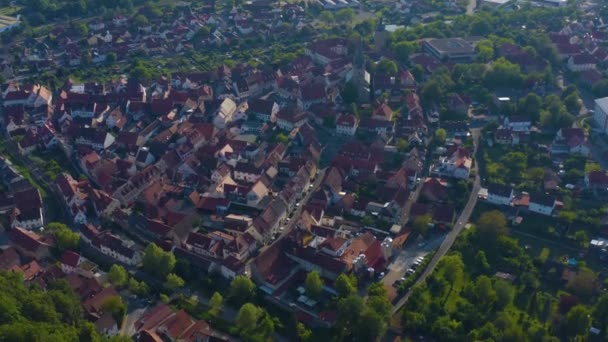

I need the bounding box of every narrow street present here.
[391,129,481,315]
[258,167,327,254]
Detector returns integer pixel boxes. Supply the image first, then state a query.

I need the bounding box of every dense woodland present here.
[0,271,129,342]
[403,210,608,341]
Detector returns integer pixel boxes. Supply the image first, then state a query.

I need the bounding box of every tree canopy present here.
[142,243,176,279]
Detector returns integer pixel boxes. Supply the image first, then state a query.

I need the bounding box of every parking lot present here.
[382,234,447,300]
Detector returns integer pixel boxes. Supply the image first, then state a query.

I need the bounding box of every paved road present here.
[391,129,480,315]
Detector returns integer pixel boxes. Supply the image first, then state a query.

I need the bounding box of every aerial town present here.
[0,0,608,341]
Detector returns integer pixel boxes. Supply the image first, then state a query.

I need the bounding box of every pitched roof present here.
[61,250,81,267]
[8,227,50,255]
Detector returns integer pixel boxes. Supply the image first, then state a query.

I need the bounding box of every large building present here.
[422,38,476,62]
[594,97,608,134]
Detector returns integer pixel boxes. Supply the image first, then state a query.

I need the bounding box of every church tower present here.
[374,17,388,52]
[352,41,369,102]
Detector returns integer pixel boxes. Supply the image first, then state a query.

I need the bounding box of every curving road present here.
[391,129,481,315]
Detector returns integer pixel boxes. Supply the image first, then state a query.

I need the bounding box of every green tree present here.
[484,57,523,88]
[341,81,359,104]
[336,295,364,336]
[476,39,494,62]
[319,11,334,25]
[563,92,581,114]
[565,305,591,338]
[475,250,490,274]
[128,278,149,296]
[592,79,608,98]
[304,271,323,299]
[229,275,256,305]
[413,214,432,237]
[593,294,608,330]
[396,138,409,152]
[356,308,387,341]
[108,265,128,287]
[133,14,149,27]
[335,8,355,24]
[47,223,80,252]
[101,296,127,324]
[142,243,176,278]
[376,58,398,75]
[235,303,276,341]
[494,280,513,309]
[501,151,527,180]
[435,128,447,144]
[163,273,185,291]
[367,281,388,298]
[393,41,417,63]
[296,322,313,342]
[235,303,261,334]
[473,276,496,310]
[574,230,588,249]
[476,210,508,243]
[518,93,542,123]
[441,255,464,300]
[105,52,117,64]
[421,80,443,106]
[275,132,289,144]
[335,274,357,298]
[585,162,601,173]
[567,267,598,300]
[209,292,223,318]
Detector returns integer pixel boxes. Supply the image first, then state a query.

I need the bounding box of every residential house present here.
[552,128,590,156]
[301,83,327,109]
[529,193,556,216]
[55,173,89,224]
[212,97,237,128]
[277,108,308,131]
[252,199,287,244]
[585,171,608,190]
[567,53,596,72]
[595,97,608,135]
[74,127,115,150]
[433,147,472,179]
[487,183,514,206]
[421,177,448,203]
[447,94,469,116]
[360,118,394,136]
[233,162,262,183]
[248,99,279,122]
[60,250,82,274]
[504,116,531,133]
[10,187,44,230]
[98,231,141,266]
[8,227,51,260]
[335,114,358,136]
[372,103,393,121]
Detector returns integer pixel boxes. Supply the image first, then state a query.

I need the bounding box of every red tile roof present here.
[61,250,81,267]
